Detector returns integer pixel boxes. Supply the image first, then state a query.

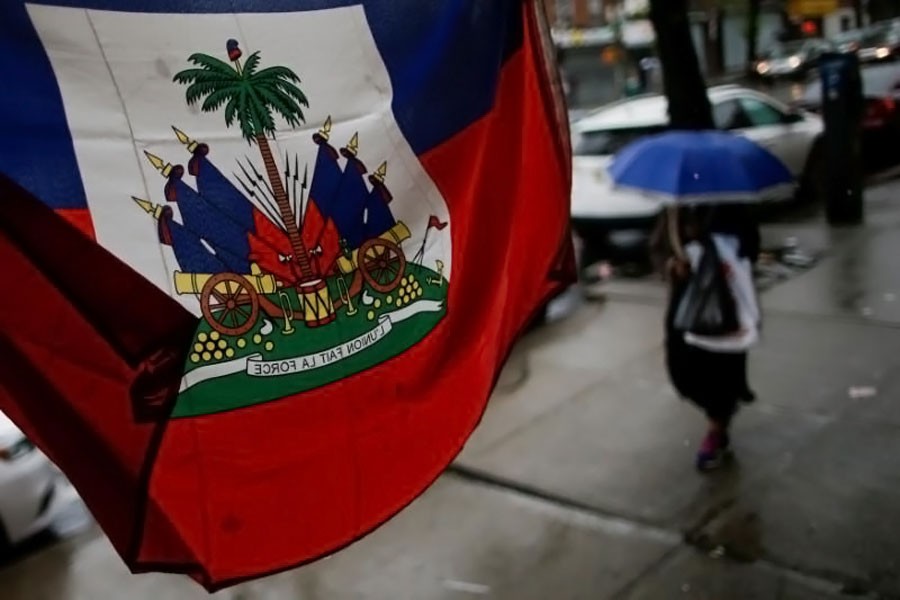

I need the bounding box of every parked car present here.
[856,21,900,63]
[0,411,74,550]
[754,38,833,81]
[571,86,824,266]
[796,62,900,171]
[833,28,866,55]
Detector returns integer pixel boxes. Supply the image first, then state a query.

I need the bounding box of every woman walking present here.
[651,204,761,471]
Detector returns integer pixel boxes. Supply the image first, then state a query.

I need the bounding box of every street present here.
[2,173,900,598]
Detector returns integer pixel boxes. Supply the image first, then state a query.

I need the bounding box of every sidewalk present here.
[3,182,900,599]
[455,180,900,599]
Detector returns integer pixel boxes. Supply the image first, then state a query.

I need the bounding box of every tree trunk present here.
[649,0,715,130]
[746,0,762,74]
[852,0,864,27]
[704,8,724,77]
[777,8,794,42]
[255,134,314,280]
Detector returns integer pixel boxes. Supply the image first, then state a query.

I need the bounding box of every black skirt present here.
[665,280,749,424]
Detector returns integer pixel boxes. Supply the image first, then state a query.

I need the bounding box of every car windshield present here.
[834,30,863,43]
[861,25,894,45]
[764,41,806,58]
[574,126,667,156]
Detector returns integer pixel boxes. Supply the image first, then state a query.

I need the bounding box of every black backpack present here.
[673,237,740,337]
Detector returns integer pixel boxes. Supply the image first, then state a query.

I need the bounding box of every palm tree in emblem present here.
[173,39,315,281]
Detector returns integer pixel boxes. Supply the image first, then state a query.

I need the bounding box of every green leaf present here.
[201,88,237,112]
[174,69,240,86]
[253,66,301,83]
[224,97,239,128]
[254,86,302,127]
[257,84,306,123]
[247,86,276,135]
[184,81,236,106]
[271,79,309,108]
[186,53,238,77]
[237,89,256,141]
[242,52,262,78]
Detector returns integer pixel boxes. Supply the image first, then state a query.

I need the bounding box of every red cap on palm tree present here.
[226,39,242,62]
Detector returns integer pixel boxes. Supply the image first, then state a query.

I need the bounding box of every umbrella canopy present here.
[608,130,795,204]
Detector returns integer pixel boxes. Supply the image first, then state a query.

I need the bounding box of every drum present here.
[299,278,336,327]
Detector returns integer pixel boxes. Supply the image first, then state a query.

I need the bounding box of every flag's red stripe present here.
[0,232,196,569]
[0,181,197,367]
[0,175,200,572]
[55,207,95,240]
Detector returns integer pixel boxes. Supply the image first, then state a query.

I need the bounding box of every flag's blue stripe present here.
[0,1,90,209]
[0,0,522,210]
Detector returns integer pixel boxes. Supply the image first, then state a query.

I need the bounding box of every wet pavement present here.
[3,179,900,598]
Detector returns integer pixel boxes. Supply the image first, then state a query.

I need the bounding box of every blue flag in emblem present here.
[363,167,396,240]
[308,124,343,220]
[158,206,229,274]
[163,168,251,273]
[187,143,256,232]
[330,140,369,249]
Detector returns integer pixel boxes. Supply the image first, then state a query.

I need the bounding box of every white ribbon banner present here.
[180,300,443,391]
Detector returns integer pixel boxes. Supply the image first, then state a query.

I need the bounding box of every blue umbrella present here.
[608,130,795,204]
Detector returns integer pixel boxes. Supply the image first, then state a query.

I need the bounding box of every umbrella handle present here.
[666,206,687,262]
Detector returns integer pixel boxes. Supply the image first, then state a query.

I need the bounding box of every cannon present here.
[174,222,412,337]
[174,263,278,295]
[337,221,411,293]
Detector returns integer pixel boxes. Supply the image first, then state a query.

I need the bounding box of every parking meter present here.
[818,52,865,225]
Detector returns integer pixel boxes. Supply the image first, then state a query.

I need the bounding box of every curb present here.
[866,164,900,187]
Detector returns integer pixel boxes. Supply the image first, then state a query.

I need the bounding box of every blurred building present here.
[686,0,862,76]
[549,1,655,111]
[543,0,604,28]
[549,0,879,113]
[543,0,648,28]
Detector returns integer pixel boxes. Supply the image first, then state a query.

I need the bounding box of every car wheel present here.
[797,140,826,205]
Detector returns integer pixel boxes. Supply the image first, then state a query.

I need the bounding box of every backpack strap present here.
[666,206,686,262]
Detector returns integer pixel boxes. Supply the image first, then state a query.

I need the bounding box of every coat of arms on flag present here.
[0,0,572,590]
[23,6,453,420]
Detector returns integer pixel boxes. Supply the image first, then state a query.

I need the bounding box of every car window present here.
[738,98,785,126]
[862,26,890,45]
[764,41,805,59]
[805,40,827,55]
[713,100,752,130]
[834,30,863,44]
[573,126,667,156]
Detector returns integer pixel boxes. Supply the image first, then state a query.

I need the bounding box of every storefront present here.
[786,0,857,40]
[552,20,657,111]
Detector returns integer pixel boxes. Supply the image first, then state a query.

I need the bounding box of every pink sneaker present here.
[696,430,730,472]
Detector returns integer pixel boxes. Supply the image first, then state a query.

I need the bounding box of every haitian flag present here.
[0,0,573,591]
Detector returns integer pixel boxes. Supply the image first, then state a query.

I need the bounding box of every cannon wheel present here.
[200,273,260,337]
[359,238,406,294]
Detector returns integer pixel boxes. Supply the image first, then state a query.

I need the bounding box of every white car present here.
[0,411,75,549]
[570,85,824,266]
